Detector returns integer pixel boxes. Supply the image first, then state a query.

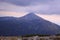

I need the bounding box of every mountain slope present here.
[0,13,60,36]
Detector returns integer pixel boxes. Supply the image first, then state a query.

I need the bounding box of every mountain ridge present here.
[0,12,60,36]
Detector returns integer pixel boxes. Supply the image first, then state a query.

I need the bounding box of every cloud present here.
[0,0,60,15]
[0,2,49,12]
[0,2,28,12]
[0,0,53,6]
[0,11,28,17]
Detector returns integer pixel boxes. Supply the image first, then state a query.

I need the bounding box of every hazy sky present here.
[0,0,60,14]
[0,0,60,25]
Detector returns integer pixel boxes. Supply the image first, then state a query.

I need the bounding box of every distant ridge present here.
[0,12,60,36]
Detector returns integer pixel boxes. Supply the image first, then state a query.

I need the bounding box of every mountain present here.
[0,12,60,36]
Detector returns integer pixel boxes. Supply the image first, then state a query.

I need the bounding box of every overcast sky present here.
[0,0,60,14]
[0,0,60,25]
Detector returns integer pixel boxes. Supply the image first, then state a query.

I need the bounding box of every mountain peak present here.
[26,12,36,16]
[20,12,41,20]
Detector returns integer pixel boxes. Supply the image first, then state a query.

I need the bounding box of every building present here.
[0,35,60,40]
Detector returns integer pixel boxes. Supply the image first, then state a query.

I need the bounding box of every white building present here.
[0,35,60,40]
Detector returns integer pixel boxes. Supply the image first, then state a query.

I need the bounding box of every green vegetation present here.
[22,34,50,37]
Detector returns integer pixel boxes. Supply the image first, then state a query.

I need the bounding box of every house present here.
[21,35,60,40]
[0,35,60,40]
[0,36,18,40]
[22,35,51,40]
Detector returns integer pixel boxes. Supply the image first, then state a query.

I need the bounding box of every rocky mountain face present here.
[0,13,60,36]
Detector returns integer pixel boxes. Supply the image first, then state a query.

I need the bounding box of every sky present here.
[0,0,60,25]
